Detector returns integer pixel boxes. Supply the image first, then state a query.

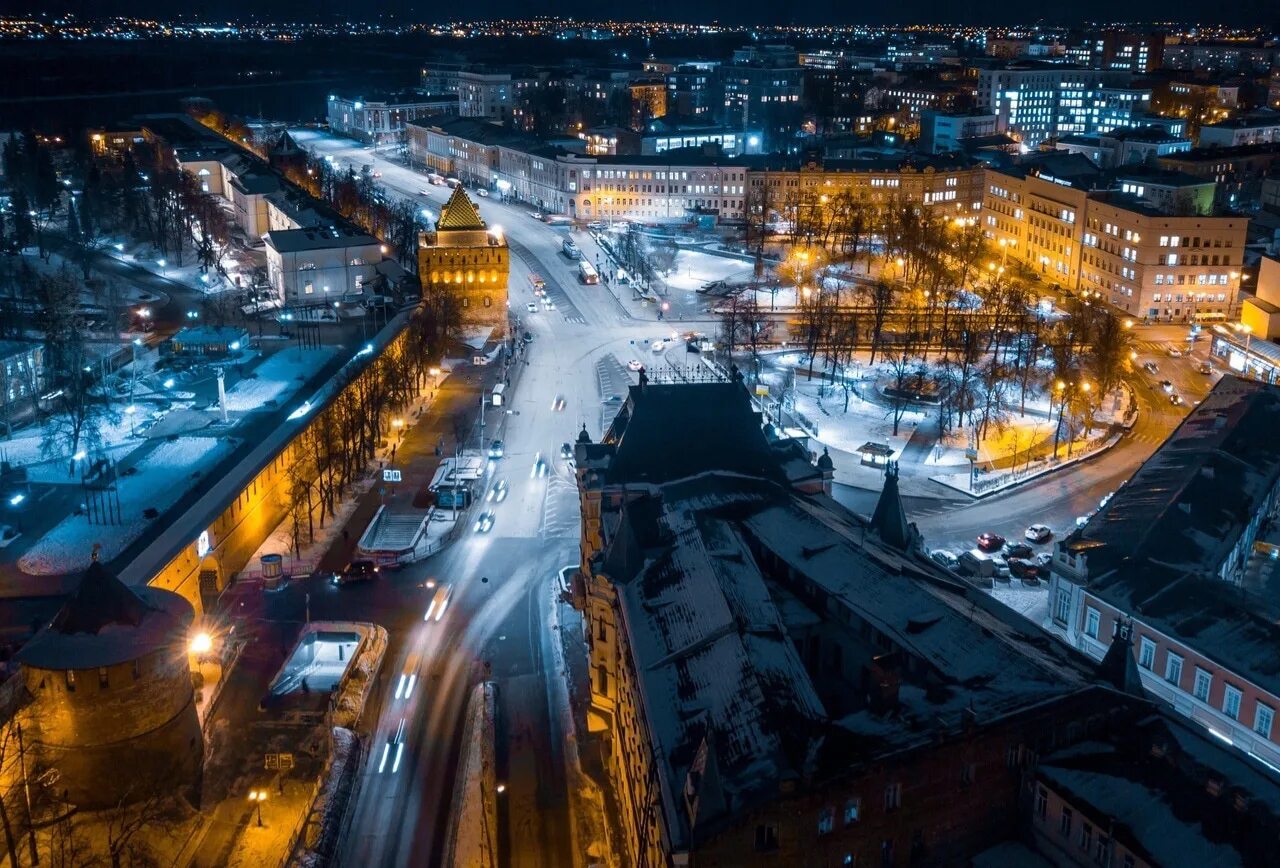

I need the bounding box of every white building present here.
[977,67,1143,147]
[326,92,457,144]
[263,227,391,306]
[1199,113,1280,148]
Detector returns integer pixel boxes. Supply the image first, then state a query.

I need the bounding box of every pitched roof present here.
[437,187,486,231]
[869,463,913,551]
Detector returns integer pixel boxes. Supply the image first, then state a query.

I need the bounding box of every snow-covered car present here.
[1024,524,1052,543]
[1033,552,1053,568]
[929,550,959,570]
[627,360,644,372]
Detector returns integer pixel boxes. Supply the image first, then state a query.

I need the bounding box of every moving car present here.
[487,479,508,503]
[425,583,453,622]
[333,559,378,586]
[1160,380,1174,393]
[552,395,566,412]
[543,298,556,310]
[1003,542,1034,560]
[532,452,548,478]
[525,302,538,313]
[562,239,581,260]
[1143,361,1159,374]
[474,511,495,533]
[488,439,504,459]
[1170,393,1185,406]
[522,331,533,343]
[476,188,489,197]
[976,532,1006,552]
[559,442,573,460]
[929,549,959,570]
[1167,347,1184,358]
[1197,361,1213,375]
[1024,524,1052,543]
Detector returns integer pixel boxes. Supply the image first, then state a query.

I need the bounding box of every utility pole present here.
[17,723,37,865]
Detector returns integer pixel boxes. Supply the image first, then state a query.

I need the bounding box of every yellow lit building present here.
[418,187,509,338]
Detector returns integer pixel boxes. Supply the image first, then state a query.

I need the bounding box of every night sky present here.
[35,0,1280,27]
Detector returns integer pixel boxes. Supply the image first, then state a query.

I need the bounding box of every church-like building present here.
[418,187,509,338]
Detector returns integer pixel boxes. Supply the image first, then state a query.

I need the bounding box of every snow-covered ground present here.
[18,435,236,575]
[663,249,755,293]
[219,347,337,413]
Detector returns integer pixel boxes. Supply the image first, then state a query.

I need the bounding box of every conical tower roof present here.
[436,186,486,231]
[50,558,155,635]
[869,462,912,551]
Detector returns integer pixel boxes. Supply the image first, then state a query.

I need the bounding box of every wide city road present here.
[293,130,671,868]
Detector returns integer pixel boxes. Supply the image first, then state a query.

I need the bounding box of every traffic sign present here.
[383,469,402,482]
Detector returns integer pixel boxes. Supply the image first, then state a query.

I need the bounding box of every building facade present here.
[326,91,458,144]
[418,187,508,337]
[263,227,389,306]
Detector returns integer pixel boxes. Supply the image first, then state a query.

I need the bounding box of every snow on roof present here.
[1066,375,1280,697]
[606,467,1103,848]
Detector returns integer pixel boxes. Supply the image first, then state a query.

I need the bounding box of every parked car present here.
[1007,557,1039,580]
[989,554,1011,578]
[1024,523,1052,543]
[627,359,644,372]
[332,560,378,586]
[476,188,489,197]
[958,549,997,579]
[488,439,504,459]
[1003,542,1034,560]
[1033,552,1054,569]
[976,532,1006,552]
[1197,361,1213,375]
[525,302,537,313]
[929,549,959,570]
[474,511,495,533]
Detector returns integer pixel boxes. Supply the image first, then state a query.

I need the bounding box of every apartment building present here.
[325,91,457,144]
[665,61,721,118]
[1159,143,1280,209]
[977,67,1140,146]
[0,341,43,416]
[918,110,999,154]
[982,153,1248,320]
[1065,29,1163,73]
[722,45,805,151]
[1046,376,1280,772]
[1055,126,1191,169]
[1199,112,1280,148]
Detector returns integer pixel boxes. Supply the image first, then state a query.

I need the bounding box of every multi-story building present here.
[722,45,805,151]
[571,377,1155,868]
[879,83,962,122]
[1199,112,1280,149]
[639,117,764,157]
[0,340,43,417]
[1055,126,1191,168]
[1046,376,1280,771]
[665,61,722,119]
[1161,42,1278,75]
[919,110,1000,153]
[262,226,391,306]
[628,76,668,130]
[977,67,1139,146]
[801,66,871,133]
[325,91,458,144]
[983,152,1249,320]
[1065,29,1164,73]
[1158,143,1280,209]
[418,187,508,338]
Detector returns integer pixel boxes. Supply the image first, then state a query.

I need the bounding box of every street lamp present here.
[1233,322,1254,377]
[189,632,213,655]
[248,789,266,826]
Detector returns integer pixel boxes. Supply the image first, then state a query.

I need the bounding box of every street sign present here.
[383,469,402,483]
[278,753,295,771]
[965,447,979,461]
[264,754,279,770]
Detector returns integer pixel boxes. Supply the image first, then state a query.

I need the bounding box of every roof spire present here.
[436,186,486,231]
[1097,616,1146,697]
[869,461,914,551]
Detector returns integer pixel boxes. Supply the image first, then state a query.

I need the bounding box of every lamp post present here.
[248,789,266,826]
[1233,322,1254,378]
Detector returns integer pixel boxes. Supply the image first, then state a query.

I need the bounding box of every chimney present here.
[866,654,900,714]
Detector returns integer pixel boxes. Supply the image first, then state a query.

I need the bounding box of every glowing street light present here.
[247,790,267,826]
[190,632,213,655]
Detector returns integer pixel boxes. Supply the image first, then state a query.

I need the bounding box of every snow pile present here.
[18,435,236,575]
[299,726,360,861]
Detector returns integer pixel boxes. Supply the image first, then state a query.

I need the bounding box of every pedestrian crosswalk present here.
[541,476,581,539]
[563,315,586,324]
